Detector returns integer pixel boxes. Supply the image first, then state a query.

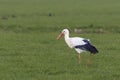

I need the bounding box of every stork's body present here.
[57,29,98,65]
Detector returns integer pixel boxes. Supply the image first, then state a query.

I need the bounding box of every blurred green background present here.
[0,0,120,32]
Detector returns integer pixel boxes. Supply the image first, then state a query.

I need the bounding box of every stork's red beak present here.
[56,33,64,40]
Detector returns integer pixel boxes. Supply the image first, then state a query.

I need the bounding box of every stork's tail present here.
[88,45,99,54]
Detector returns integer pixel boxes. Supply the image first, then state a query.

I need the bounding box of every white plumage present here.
[57,29,98,65]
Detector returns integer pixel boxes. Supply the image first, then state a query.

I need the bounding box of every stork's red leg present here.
[87,53,92,65]
[78,53,81,64]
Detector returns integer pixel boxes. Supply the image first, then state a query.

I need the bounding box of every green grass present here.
[0,32,120,80]
[0,0,120,31]
[0,0,120,80]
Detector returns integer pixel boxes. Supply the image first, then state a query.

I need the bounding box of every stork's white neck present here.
[64,31,73,48]
[64,32,70,40]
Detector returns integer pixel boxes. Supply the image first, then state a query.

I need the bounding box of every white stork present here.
[57,29,98,65]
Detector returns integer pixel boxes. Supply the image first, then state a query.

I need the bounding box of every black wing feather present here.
[75,44,98,54]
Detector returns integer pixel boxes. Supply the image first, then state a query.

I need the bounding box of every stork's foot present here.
[87,59,91,66]
[87,53,92,66]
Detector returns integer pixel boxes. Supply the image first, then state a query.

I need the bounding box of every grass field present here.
[0,32,120,80]
[0,0,120,31]
[0,0,120,80]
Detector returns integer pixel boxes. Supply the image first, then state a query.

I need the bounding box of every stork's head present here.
[57,29,69,40]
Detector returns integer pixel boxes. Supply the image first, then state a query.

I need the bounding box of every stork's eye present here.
[62,30,65,33]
